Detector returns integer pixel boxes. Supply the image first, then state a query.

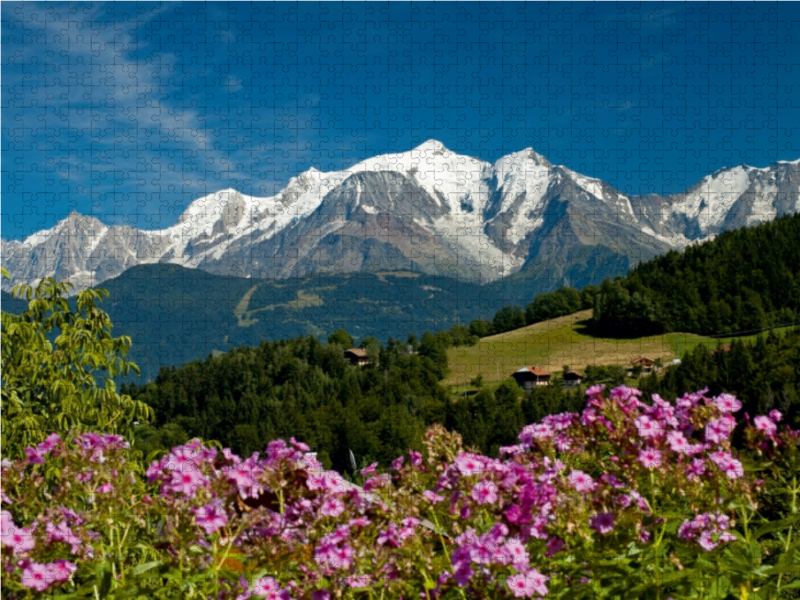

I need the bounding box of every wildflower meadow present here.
[1,384,798,599]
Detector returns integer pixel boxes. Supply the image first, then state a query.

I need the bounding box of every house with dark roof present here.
[512,366,551,390]
[631,355,655,373]
[563,370,584,387]
[344,348,370,366]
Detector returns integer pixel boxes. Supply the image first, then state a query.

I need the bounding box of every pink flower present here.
[423,490,445,504]
[585,384,605,396]
[21,562,54,592]
[686,458,706,480]
[471,479,498,505]
[754,416,777,436]
[507,568,549,597]
[634,415,661,438]
[289,437,311,452]
[1,511,35,552]
[502,537,530,566]
[507,573,535,598]
[169,465,207,498]
[769,409,783,422]
[224,465,258,490]
[48,559,77,582]
[194,502,228,535]
[359,462,378,477]
[546,536,565,557]
[666,430,689,453]
[23,447,46,465]
[568,470,596,492]
[721,457,744,480]
[320,498,345,518]
[590,513,616,534]
[409,450,423,467]
[454,454,484,477]
[96,483,114,494]
[714,393,742,413]
[638,449,662,469]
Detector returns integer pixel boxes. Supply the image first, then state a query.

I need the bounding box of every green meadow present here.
[445,309,794,389]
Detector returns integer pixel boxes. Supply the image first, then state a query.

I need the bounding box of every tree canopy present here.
[0,268,154,460]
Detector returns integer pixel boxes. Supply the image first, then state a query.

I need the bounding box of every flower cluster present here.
[678,512,738,551]
[0,385,796,599]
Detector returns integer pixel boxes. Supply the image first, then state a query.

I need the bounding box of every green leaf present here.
[754,517,798,539]
[766,563,800,576]
[95,562,113,598]
[132,561,162,575]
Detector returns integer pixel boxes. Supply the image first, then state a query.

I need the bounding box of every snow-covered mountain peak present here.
[414,139,448,153]
[3,145,798,294]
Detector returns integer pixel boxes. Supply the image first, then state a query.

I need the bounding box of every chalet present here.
[631,355,655,374]
[563,370,584,387]
[713,344,732,354]
[345,348,370,367]
[512,366,552,390]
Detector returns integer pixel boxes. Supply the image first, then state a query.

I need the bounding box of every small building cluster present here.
[511,366,552,390]
[510,366,587,390]
[344,348,370,366]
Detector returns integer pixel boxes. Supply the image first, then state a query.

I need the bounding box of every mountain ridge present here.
[3,141,799,295]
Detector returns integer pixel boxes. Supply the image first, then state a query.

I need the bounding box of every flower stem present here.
[776,475,797,593]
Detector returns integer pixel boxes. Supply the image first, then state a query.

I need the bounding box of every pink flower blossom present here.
[471,479,498,505]
[194,502,228,535]
[714,393,742,413]
[423,490,445,504]
[48,559,77,582]
[634,415,661,438]
[359,462,378,477]
[590,513,616,534]
[320,498,345,518]
[546,536,565,557]
[769,409,783,422]
[501,537,530,566]
[169,465,208,498]
[686,458,707,480]
[721,457,744,480]
[21,562,54,592]
[1,511,36,553]
[754,415,777,436]
[289,437,311,452]
[454,454,484,477]
[568,470,596,492]
[638,449,662,469]
[666,430,689,453]
[96,483,114,494]
[507,569,549,597]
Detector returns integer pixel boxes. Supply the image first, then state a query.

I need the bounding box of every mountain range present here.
[2,141,800,299]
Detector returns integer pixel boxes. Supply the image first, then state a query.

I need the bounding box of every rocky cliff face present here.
[2,142,798,294]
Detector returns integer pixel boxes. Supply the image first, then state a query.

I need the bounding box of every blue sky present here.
[2,1,799,240]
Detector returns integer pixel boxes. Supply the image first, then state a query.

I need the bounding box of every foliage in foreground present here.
[0,268,153,461]
[1,386,798,599]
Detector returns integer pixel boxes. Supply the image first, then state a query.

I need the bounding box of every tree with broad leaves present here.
[1,268,154,460]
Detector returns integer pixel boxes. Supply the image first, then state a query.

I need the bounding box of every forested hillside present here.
[639,327,800,430]
[592,212,800,336]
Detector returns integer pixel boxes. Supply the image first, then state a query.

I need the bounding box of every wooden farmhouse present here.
[631,355,655,374]
[563,370,584,387]
[344,348,370,367]
[512,366,552,390]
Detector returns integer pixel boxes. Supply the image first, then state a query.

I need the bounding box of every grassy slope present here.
[445,310,799,389]
[445,310,700,388]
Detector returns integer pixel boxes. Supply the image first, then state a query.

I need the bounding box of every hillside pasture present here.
[445,309,708,387]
